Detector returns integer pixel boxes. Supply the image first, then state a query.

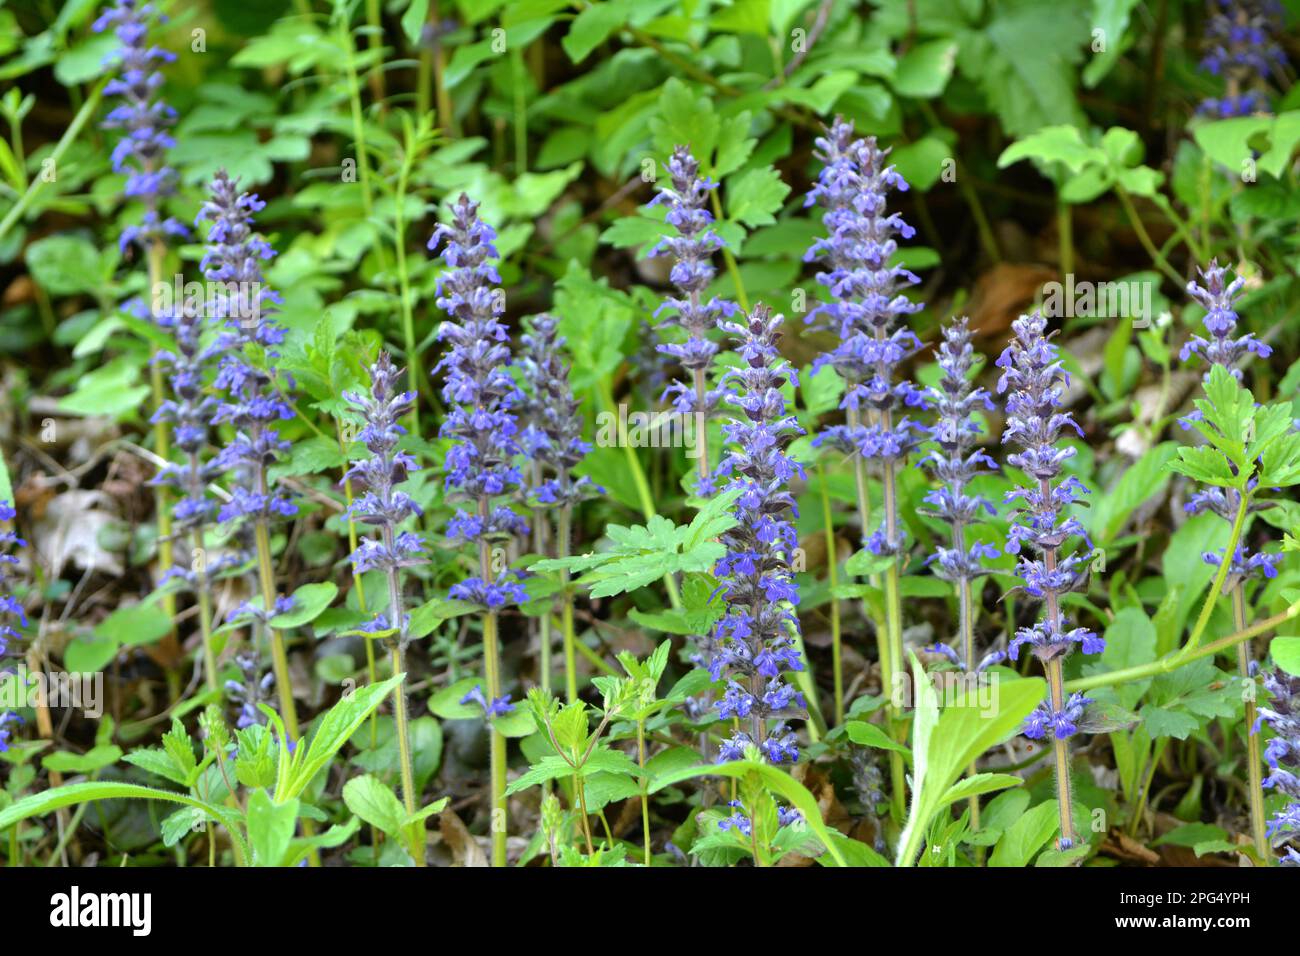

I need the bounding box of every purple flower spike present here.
[646,146,737,427]
[0,500,26,752]
[996,313,1101,738]
[343,353,428,644]
[431,194,526,611]
[921,317,1000,583]
[699,304,807,765]
[200,170,297,530]
[1180,261,1278,583]
[1197,1,1288,117]
[94,0,185,252]
[1259,669,1300,862]
[519,314,603,508]
[806,117,925,553]
[1181,261,1271,377]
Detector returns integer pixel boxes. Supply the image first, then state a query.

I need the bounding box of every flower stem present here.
[191,526,218,693]
[477,522,508,868]
[558,504,578,703]
[1231,585,1269,861]
[147,239,179,689]
[254,521,298,738]
[1174,490,1249,664]
[818,463,844,726]
[597,380,683,610]
[1046,656,1077,849]
[381,524,422,864]
[637,718,651,866]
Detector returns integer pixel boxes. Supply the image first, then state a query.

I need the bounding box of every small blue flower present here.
[0,500,25,751]
[1197,1,1287,117]
[460,684,514,719]
[1258,668,1300,862]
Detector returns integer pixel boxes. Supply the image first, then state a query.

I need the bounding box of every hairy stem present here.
[1231,585,1269,861]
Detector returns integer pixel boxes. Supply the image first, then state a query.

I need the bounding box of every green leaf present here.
[247,789,299,867]
[270,582,338,628]
[1089,443,1176,545]
[282,674,404,799]
[726,165,791,228]
[342,774,407,837]
[648,760,848,866]
[897,653,1043,866]
[1272,637,1300,678]
[0,781,249,861]
[893,40,958,98]
[26,235,105,296]
[988,798,1060,866]
[562,1,629,64]
[844,720,911,756]
[42,745,121,774]
[96,603,172,645]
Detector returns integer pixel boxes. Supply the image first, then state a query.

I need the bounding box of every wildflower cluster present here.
[996,313,1102,738]
[149,286,223,585]
[0,501,25,752]
[201,170,296,530]
[343,353,426,641]
[431,193,528,611]
[518,314,601,509]
[646,145,736,473]
[94,0,185,253]
[702,304,806,764]
[922,317,1003,670]
[1182,262,1278,584]
[1260,668,1300,865]
[1198,0,1288,117]
[805,117,924,555]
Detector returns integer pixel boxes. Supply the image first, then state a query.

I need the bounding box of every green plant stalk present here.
[338,17,390,278]
[881,457,908,822]
[1115,185,1184,287]
[1231,585,1269,861]
[1174,491,1249,664]
[957,574,981,847]
[0,81,104,243]
[596,380,683,610]
[1040,477,1076,850]
[476,508,508,868]
[818,463,844,726]
[380,524,422,865]
[146,240,179,690]
[1058,199,1074,277]
[392,136,423,433]
[1046,656,1076,849]
[708,191,750,311]
[336,420,378,750]
[844,406,903,822]
[254,521,298,738]
[511,44,527,172]
[637,717,651,866]
[1127,737,1168,840]
[1067,600,1300,694]
[191,525,218,693]
[364,0,385,103]
[558,504,578,703]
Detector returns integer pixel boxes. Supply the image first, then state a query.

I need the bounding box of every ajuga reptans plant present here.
[1181,260,1277,856]
[647,145,737,492]
[520,313,601,701]
[805,116,923,811]
[431,193,527,867]
[1260,668,1300,865]
[997,312,1102,851]
[200,170,301,737]
[700,304,806,766]
[343,352,426,843]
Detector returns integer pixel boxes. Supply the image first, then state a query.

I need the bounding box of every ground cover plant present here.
[0,0,1299,871]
